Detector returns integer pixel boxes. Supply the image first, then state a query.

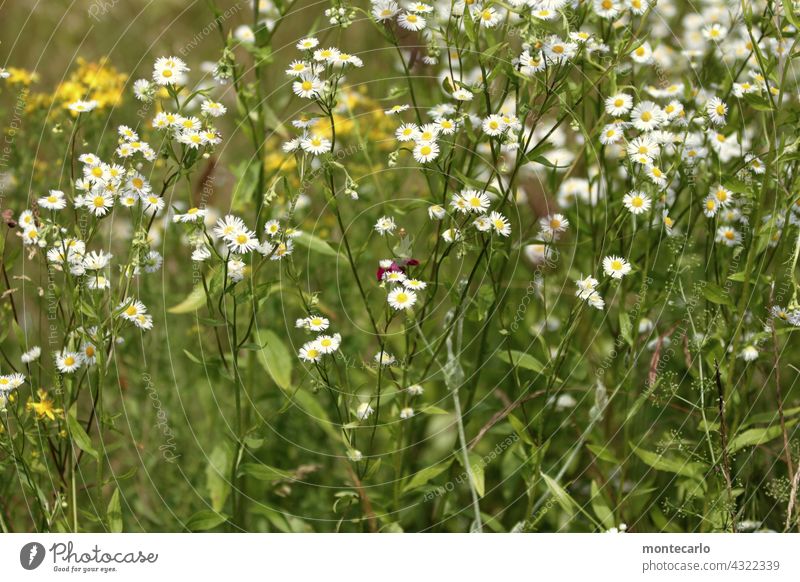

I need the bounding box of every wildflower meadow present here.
[0,0,799,535]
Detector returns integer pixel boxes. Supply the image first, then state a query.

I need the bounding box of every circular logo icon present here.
[20,542,46,570]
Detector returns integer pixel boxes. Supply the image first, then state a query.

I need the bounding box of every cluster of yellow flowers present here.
[22,57,127,115]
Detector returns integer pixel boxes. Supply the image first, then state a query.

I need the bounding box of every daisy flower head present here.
[630,41,653,63]
[706,97,728,125]
[201,100,227,117]
[39,189,67,210]
[575,275,599,299]
[356,402,374,420]
[0,373,25,391]
[396,122,419,142]
[715,226,742,247]
[710,184,733,207]
[226,228,259,254]
[68,100,98,113]
[397,11,426,31]
[702,196,719,218]
[373,1,400,21]
[403,279,427,290]
[292,74,323,99]
[602,255,632,279]
[630,101,665,131]
[315,333,342,354]
[296,37,320,50]
[412,141,440,163]
[386,287,417,311]
[55,350,83,374]
[300,133,332,155]
[540,213,569,240]
[622,191,652,215]
[21,346,42,364]
[489,211,511,237]
[605,93,633,117]
[299,341,322,362]
[593,0,622,20]
[461,190,491,213]
[452,88,474,101]
[385,104,409,115]
[482,114,507,136]
[153,56,189,85]
[87,191,115,217]
[374,350,396,366]
[599,123,624,145]
[374,216,397,235]
[474,6,502,28]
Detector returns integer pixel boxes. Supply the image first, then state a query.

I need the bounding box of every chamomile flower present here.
[39,189,67,210]
[630,41,653,63]
[396,123,419,142]
[226,229,259,254]
[403,279,427,290]
[706,97,728,125]
[296,37,319,50]
[153,56,188,85]
[374,216,397,235]
[599,124,624,145]
[710,185,733,207]
[55,350,83,374]
[388,287,417,310]
[201,100,227,117]
[87,191,115,217]
[397,11,426,31]
[703,196,719,218]
[602,255,632,279]
[399,407,415,419]
[630,101,665,131]
[21,346,42,364]
[605,93,633,117]
[489,211,511,236]
[68,99,98,113]
[412,141,440,163]
[462,190,491,213]
[300,133,332,155]
[623,191,652,215]
[482,114,506,136]
[292,75,323,99]
[299,341,322,362]
[428,205,446,220]
[385,104,409,115]
[575,275,599,299]
[316,333,342,354]
[540,214,569,239]
[356,402,374,420]
[173,207,208,223]
[715,226,742,247]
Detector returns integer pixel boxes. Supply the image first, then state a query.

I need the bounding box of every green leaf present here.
[497,350,545,374]
[107,488,123,533]
[701,283,733,306]
[590,481,614,530]
[67,407,99,461]
[185,510,228,531]
[467,452,485,498]
[421,406,450,415]
[542,473,576,514]
[728,420,798,453]
[256,329,293,390]
[403,460,453,493]
[632,446,705,480]
[239,462,292,481]
[294,231,340,258]
[619,312,633,346]
[168,283,206,314]
[206,444,231,513]
[587,443,619,464]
